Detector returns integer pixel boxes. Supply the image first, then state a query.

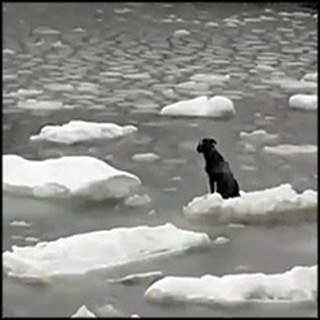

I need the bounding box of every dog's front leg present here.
[209,177,215,194]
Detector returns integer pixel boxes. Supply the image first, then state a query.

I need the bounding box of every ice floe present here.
[43,83,74,92]
[9,220,32,227]
[71,305,96,318]
[183,184,317,224]
[17,89,44,97]
[124,194,152,207]
[240,129,279,149]
[30,120,137,144]
[3,223,210,280]
[160,96,235,118]
[107,270,164,285]
[132,153,160,162]
[301,72,317,82]
[190,73,230,84]
[173,29,190,37]
[262,144,317,162]
[3,155,141,200]
[17,99,70,110]
[288,94,317,110]
[145,265,317,305]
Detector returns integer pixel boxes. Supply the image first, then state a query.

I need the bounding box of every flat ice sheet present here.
[3,223,210,281]
[184,184,317,224]
[145,265,317,305]
[30,120,137,144]
[3,155,141,200]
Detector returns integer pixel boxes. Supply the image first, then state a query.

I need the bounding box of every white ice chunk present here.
[3,223,210,280]
[289,94,317,110]
[301,73,317,82]
[160,96,235,118]
[9,220,32,227]
[71,305,96,318]
[17,89,44,97]
[3,155,141,200]
[190,73,230,84]
[145,265,317,305]
[173,29,190,37]
[43,83,74,92]
[132,153,160,162]
[240,129,279,148]
[184,184,317,224]
[124,194,152,207]
[30,120,137,144]
[17,99,66,110]
[262,144,317,161]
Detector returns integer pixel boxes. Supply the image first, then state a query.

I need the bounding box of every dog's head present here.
[196,138,217,154]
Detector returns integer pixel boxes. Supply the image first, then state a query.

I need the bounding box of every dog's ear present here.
[211,138,217,145]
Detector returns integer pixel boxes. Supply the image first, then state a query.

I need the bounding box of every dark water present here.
[3,2,317,317]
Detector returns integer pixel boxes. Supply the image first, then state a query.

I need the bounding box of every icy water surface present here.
[3,2,317,317]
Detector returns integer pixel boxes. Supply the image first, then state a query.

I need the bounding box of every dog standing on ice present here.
[197,138,240,199]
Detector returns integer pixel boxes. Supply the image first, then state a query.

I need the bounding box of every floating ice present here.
[3,155,141,200]
[262,144,317,161]
[240,129,279,149]
[213,236,230,245]
[160,96,235,118]
[288,94,317,110]
[132,153,160,162]
[3,223,210,280]
[107,270,164,285]
[173,29,190,37]
[3,48,16,55]
[77,82,99,94]
[190,73,230,85]
[71,305,96,318]
[124,194,152,207]
[30,120,137,144]
[17,99,67,110]
[145,265,317,305]
[183,184,317,224]
[17,89,44,97]
[9,220,32,227]
[43,83,74,92]
[302,73,317,82]
[34,27,61,36]
[280,80,317,93]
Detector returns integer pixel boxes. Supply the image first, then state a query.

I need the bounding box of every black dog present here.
[197,138,240,199]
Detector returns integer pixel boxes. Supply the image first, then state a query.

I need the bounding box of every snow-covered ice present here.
[240,129,279,149]
[145,265,317,305]
[71,305,96,318]
[160,96,235,118]
[3,223,210,280]
[3,155,141,200]
[124,194,152,207]
[301,72,317,82]
[190,73,230,84]
[132,153,160,162]
[262,144,317,161]
[288,94,317,110]
[30,120,137,144]
[183,184,317,224]
[173,29,190,37]
[9,220,32,227]
[17,99,70,110]
[213,236,230,245]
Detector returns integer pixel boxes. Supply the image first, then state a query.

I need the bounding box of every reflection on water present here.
[3,2,317,317]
